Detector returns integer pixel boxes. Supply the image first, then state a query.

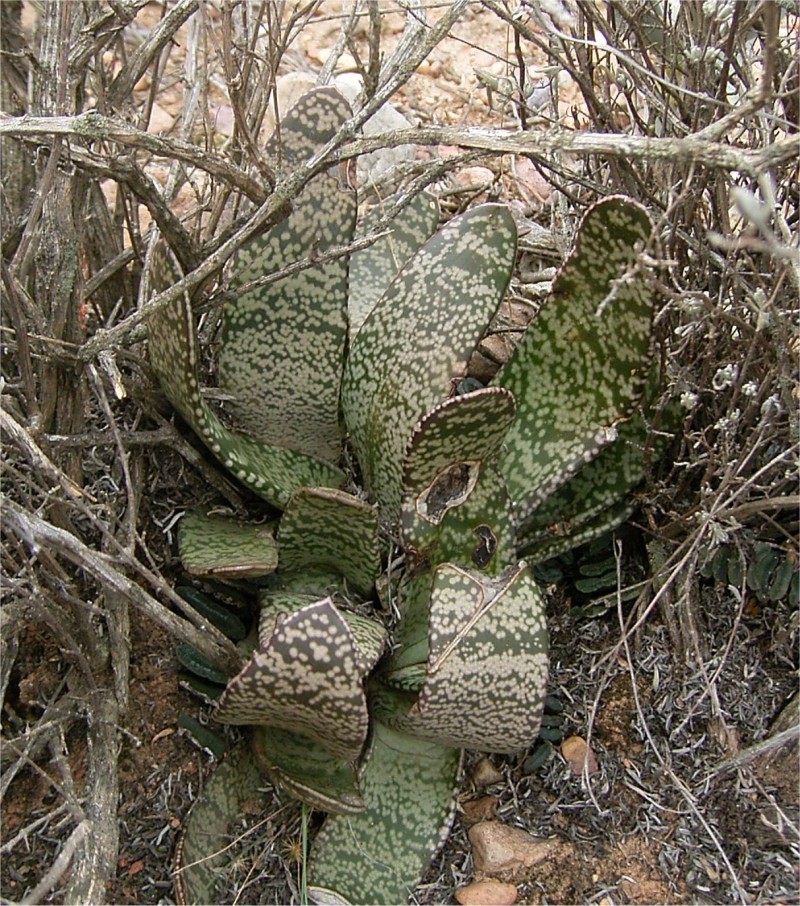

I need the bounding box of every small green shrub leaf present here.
[342,204,517,520]
[349,191,440,340]
[178,511,278,580]
[495,196,654,524]
[214,598,370,763]
[308,721,460,905]
[147,243,345,508]
[253,725,365,815]
[276,487,381,596]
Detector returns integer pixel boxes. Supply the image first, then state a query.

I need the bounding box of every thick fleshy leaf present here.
[342,204,518,521]
[376,564,549,753]
[518,371,680,562]
[253,725,365,815]
[177,511,278,580]
[173,742,265,905]
[308,721,461,906]
[147,243,345,508]
[218,94,355,460]
[401,388,517,568]
[258,592,386,675]
[494,196,654,524]
[213,598,369,763]
[277,487,381,596]
[349,191,440,341]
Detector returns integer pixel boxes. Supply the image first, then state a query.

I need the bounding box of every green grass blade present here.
[342,204,518,521]
[308,722,461,906]
[494,196,655,524]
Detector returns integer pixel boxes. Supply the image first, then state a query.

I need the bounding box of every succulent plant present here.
[147,88,665,904]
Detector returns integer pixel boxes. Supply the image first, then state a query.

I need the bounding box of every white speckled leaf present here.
[213,598,369,763]
[349,191,440,341]
[147,243,345,508]
[342,204,518,522]
[518,374,679,561]
[377,564,549,753]
[174,742,264,906]
[308,721,461,906]
[276,487,381,597]
[177,511,278,579]
[494,196,654,524]
[401,388,517,565]
[253,725,365,815]
[258,591,386,675]
[219,89,355,461]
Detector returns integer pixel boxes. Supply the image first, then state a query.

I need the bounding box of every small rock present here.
[472,756,504,788]
[455,879,518,905]
[147,102,174,134]
[469,822,561,875]
[461,795,498,823]
[452,166,495,191]
[561,735,599,776]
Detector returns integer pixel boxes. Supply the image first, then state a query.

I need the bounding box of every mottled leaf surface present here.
[178,511,278,579]
[214,598,369,763]
[349,191,440,341]
[379,564,549,753]
[258,591,386,675]
[401,388,517,563]
[219,89,355,462]
[277,487,380,596]
[494,196,654,524]
[173,743,264,905]
[309,721,460,906]
[147,243,344,508]
[342,204,518,521]
[253,725,365,815]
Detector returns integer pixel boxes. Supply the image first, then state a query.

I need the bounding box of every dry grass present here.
[1,1,797,904]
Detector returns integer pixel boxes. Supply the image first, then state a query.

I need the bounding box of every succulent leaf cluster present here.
[148,89,664,905]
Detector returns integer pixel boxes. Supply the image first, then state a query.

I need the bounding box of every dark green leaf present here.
[342,204,517,520]
[147,243,345,508]
[495,196,655,524]
[308,722,461,906]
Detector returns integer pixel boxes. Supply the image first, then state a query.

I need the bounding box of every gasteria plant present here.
[147,88,662,905]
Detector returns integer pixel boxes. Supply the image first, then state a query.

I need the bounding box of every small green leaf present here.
[277,487,381,596]
[173,743,265,905]
[308,722,461,906]
[378,563,549,753]
[253,725,365,815]
[147,243,345,508]
[349,191,440,341]
[342,204,518,521]
[213,598,370,763]
[175,643,232,685]
[495,196,655,524]
[178,511,278,581]
[175,586,248,641]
